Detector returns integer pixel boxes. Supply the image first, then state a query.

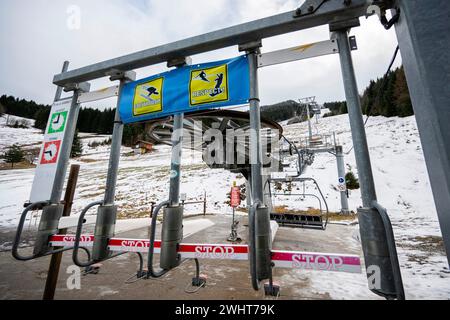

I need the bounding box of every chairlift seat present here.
[270,212,325,230]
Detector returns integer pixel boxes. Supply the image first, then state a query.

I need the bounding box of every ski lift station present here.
[3,0,450,300]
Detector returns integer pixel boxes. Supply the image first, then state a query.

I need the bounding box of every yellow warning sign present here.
[190,65,229,106]
[133,77,164,116]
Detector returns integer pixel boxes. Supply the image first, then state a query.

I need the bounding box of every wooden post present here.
[43,164,80,300]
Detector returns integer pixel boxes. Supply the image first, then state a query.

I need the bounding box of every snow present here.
[279,114,450,299]
[0,112,449,299]
[284,114,441,236]
[0,115,43,153]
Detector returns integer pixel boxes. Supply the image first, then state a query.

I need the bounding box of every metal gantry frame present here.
[12,0,450,300]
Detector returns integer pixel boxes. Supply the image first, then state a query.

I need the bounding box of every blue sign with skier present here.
[119,55,250,124]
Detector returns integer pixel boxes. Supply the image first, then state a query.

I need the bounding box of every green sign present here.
[48,111,68,134]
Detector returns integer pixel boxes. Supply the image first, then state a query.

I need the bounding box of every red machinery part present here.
[230,186,241,208]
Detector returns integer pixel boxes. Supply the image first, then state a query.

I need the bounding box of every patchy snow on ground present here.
[0,112,449,299]
[283,114,439,230]
[280,114,450,299]
[0,115,42,153]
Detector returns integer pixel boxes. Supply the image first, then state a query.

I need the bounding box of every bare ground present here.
[0,215,363,300]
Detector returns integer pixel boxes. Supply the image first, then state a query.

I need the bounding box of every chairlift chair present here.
[267,177,329,230]
[269,136,328,230]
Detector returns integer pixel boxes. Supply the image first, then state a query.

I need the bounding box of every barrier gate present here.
[12,0,450,300]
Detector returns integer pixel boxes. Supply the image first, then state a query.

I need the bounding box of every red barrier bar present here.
[49,235,361,274]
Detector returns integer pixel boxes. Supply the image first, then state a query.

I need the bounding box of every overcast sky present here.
[0,0,401,108]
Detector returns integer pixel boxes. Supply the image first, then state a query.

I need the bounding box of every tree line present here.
[260,66,413,122]
[324,66,413,118]
[261,100,305,122]
[1,95,119,135]
[1,94,144,145]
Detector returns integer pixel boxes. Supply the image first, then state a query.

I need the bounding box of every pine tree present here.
[362,80,376,115]
[325,66,413,119]
[394,67,414,117]
[71,130,83,158]
[0,102,5,117]
[3,144,25,168]
[345,171,360,190]
[34,108,51,131]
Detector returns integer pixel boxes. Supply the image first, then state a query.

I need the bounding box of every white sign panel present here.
[29,98,72,203]
[77,85,119,104]
[257,39,339,68]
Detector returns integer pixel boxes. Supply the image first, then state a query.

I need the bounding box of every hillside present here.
[0,115,42,154]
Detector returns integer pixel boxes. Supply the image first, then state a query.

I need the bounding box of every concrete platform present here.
[0,214,363,300]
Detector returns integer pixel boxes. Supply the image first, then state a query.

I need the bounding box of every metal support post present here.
[92,71,135,261]
[307,104,313,142]
[336,29,404,299]
[248,51,264,204]
[160,59,190,270]
[103,102,124,205]
[160,205,183,269]
[248,50,272,282]
[335,146,350,214]
[50,81,89,204]
[394,0,450,266]
[160,113,184,269]
[336,30,377,208]
[53,61,70,102]
[169,113,184,206]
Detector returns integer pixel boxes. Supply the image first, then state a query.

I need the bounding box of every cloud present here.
[0,0,400,108]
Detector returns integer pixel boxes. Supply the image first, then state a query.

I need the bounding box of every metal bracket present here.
[238,40,262,53]
[367,0,396,18]
[366,1,399,30]
[107,70,136,82]
[380,7,400,30]
[63,82,91,93]
[167,56,193,68]
[329,17,361,32]
[264,282,280,297]
[192,276,207,288]
[349,35,358,51]
[294,0,328,17]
